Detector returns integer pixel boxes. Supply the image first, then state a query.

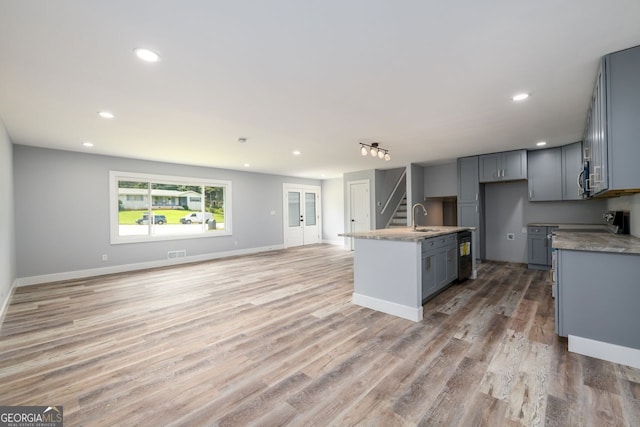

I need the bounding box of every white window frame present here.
[109,171,232,244]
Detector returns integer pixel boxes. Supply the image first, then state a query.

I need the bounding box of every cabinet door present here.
[421,251,437,301]
[458,203,479,260]
[457,156,479,204]
[479,154,500,182]
[528,148,562,201]
[502,150,528,180]
[528,233,548,265]
[436,247,448,288]
[446,244,458,283]
[562,142,583,200]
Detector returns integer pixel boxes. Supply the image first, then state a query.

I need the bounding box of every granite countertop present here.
[339,226,474,242]
[552,230,640,254]
[528,223,607,230]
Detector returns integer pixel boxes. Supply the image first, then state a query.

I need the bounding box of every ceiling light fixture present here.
[359,142,390,161]
[134,48,160,63]
[82,141,94,147]
[536,141,547,146]
[293,150,301,156]
[98,111,114,119]
[512,93,530,101]
[243,163,250,167]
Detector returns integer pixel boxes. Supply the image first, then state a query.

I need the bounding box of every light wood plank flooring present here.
[1,245,639,426]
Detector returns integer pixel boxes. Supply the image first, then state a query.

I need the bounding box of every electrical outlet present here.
[507,233,515,241]
[102,254,108,262]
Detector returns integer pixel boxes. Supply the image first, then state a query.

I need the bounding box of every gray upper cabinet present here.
[585,45,640,196]
[527,148,562,201]
[457,156,479,203]
[479,150,527,182]
[562,142,583,200]
[457,156,481,260]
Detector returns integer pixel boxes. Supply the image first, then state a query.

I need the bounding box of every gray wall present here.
[424,162,457,197]
[608,194,640,237]
[0,118,15,309]
[321,177,345,244]
[13,145,320,278]
[374,167,405,229]
[485,181,607,263]
[407,164,425,226]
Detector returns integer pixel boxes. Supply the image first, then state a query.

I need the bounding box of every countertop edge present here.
[339,226,475,242]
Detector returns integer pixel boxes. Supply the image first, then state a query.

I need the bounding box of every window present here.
[110,171,232,244]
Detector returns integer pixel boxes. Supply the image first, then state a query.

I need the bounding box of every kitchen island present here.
[340,226,475,322]
[553,230,640,369]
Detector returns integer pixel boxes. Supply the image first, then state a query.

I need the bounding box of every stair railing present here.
[380,169,407,215]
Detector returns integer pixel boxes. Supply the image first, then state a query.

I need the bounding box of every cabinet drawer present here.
[422,238,437,251]
[528,226,546,235]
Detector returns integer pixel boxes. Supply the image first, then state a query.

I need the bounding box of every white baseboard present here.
[0,279,17,327]
[16,245,284,287]
[569,335,640,369]
[323,238,348,248]
[352,292,423,322]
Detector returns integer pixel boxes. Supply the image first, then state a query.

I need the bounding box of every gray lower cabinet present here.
[527,226,555,269]
[422,234,458,302]
[479,150,527,182]
[556,249,640,351]
[528,148,562,201]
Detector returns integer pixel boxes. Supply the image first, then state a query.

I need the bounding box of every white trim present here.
[16,245,283,287]
[0,279,18,327]
[569,335,640,369]
[323,238,348,247]
[352,292,423,322]
[109,170,233,245]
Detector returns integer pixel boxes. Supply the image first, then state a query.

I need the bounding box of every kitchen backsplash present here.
[607,194,640,237]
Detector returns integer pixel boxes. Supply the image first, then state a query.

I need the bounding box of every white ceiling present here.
[1,1,640,179]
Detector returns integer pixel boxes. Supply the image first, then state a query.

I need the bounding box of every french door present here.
[283,184,321,248]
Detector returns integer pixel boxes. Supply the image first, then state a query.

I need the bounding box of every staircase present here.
[387,196,408,228]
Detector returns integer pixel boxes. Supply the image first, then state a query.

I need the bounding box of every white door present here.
[283,184,321,248]
[347,180,370,250]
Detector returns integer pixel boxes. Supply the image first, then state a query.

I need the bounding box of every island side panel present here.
[558,249,640,350]
[352,238,422,321]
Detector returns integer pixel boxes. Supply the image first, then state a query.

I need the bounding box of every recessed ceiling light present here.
[134,48,160,63]
[512,93,530,101]
[293,150,301,156]
[536,141,547,146]
[243,163,250,168]
[98,111,114,119]
[82,142,94,147]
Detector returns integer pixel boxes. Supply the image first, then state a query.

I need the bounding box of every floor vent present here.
[167,250,187,259]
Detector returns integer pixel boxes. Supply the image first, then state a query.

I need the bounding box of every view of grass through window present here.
[113,174,230,241]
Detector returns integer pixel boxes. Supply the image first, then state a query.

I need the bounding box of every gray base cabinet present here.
[556,249,640,350]
[527,226,556,269]
[421,234,458,302]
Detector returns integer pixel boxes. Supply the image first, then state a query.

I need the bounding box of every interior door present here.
[283,184,321,248]
[347,180,370,250]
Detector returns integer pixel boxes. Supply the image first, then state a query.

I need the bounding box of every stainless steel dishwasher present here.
[457,230,472,281]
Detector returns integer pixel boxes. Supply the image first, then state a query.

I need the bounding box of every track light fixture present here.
[359,142,391,161]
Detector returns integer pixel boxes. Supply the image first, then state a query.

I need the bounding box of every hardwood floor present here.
[1,245,639,426]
